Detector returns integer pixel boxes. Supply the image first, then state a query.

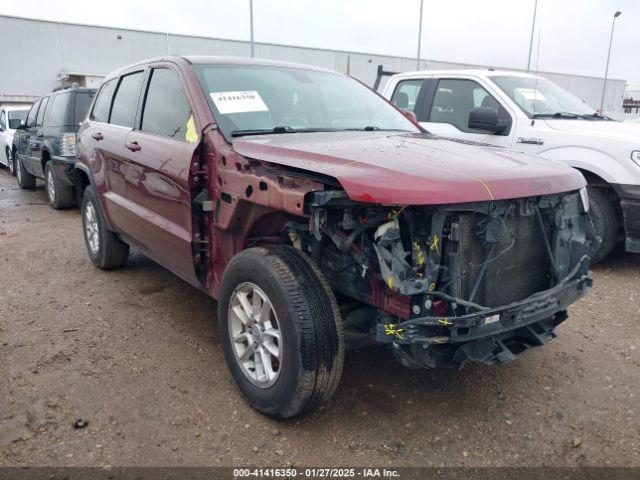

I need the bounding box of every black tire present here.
[16,155,36,189]
[9,149,16,176]
[218,245,344,419]
[81,186,129,269]
[45,163,74,209]
[588,187,619,264]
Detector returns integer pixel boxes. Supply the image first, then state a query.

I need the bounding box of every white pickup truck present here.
[381,69,640,262]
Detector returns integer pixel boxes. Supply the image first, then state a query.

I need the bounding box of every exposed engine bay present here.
[287,188,596,370]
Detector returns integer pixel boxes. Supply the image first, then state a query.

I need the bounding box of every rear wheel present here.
[588,187,619,263]
[16,155,36,189]
[45,163,74,209]
[9,149,16,176]
[81,186,129,269]
[218,245,344,419]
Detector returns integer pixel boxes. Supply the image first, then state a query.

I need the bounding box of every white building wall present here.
[0,14,627,112]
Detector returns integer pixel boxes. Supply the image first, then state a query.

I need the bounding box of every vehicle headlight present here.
[579,187,590,213]
[631,150,640,167]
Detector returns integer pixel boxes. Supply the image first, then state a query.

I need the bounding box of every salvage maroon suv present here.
[75,56,596,418]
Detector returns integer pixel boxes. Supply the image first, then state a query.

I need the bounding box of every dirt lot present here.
[1,168,639,468]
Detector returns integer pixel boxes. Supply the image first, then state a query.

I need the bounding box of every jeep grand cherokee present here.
[75,56,596,418]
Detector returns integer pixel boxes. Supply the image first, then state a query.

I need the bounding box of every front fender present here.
[538,146,640,187]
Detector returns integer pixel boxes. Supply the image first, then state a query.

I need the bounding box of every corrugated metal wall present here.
[0,15,626,111]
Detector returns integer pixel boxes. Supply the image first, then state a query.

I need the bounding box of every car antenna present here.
[532,28,541,126]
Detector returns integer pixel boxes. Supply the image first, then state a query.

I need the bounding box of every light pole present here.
[526,0,538,71]
[416,0,424,70]
[600,10,622,112]
[249,0,255,58]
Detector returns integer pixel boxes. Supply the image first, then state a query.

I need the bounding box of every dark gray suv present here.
[13,86,95,209]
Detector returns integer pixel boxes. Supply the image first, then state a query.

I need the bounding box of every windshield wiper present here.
[231,126,406,137]
[578,112,610,120]
[532,112,580,119]
[232,126,302,137]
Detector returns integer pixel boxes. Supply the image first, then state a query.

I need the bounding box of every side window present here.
[74,91,95,124]
[0,110,5,130]
[428,79,506,133]
[91,79,117,123]
[110,71,145,128]
[390,80,423,113]
[35,96,50,127]
[26,100,41,128]
[48,93,71,127]
[141,68,193,141]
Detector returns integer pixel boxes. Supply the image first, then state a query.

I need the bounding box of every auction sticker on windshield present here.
[210,91,268,114]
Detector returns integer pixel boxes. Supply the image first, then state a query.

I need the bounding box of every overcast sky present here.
[2,0,639,85]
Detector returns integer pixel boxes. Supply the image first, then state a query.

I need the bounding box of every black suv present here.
[13,86,96,209]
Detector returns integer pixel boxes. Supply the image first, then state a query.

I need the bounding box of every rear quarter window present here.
[74,91,95,124]
[48,93,71,127]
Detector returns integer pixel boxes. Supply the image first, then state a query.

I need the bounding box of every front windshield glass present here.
[194,65,419,138]
[491,75,597,117]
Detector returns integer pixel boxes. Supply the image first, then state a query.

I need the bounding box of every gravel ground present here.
[1,169,639,468]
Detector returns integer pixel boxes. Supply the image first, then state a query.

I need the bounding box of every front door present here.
[19,99,41,175]
[29,95,50,177]
[120,66,200,283]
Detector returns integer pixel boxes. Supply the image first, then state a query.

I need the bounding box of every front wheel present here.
[45,163,74,209]
[218,246,344,419]
[81,186,129,269]
[587,187,619,263]
[8,149,16,176]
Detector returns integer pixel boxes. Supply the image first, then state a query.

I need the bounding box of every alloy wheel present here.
[228,282,282,387]
[84,201,100,255]
[46,168,56,203]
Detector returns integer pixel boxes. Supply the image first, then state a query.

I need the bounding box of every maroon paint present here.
[77,56,587,316]
[232,132,586,205]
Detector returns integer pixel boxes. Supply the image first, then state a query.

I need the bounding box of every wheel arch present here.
[40,148,52,174]
[74,163,93,205]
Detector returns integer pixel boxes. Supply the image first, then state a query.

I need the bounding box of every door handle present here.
[125,140,141,152]
[91,132,104,141]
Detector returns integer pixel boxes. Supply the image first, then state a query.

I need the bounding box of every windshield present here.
[194,65,419,138]
[491,75,597,117]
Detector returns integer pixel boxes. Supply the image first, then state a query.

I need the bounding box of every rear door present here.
[121,65,200,283]
[94,71,146,233]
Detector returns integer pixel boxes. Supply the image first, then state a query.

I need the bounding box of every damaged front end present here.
[291,188,596,370]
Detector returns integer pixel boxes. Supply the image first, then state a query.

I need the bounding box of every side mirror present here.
[401,109,419,125]
[468,107,506,134]
[8,119,23,130]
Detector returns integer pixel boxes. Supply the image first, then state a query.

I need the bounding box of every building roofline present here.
[0,13,627,84]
